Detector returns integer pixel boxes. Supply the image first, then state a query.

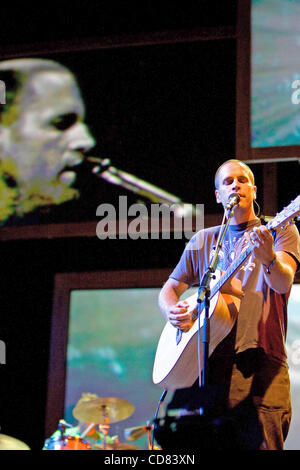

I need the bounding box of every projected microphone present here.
[226,193,241,211]
[87,156,182,204]
[85,156,200,217]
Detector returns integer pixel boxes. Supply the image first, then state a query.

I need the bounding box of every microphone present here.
[226,193,240,211]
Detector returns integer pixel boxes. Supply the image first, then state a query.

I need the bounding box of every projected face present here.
[0,65,95,214]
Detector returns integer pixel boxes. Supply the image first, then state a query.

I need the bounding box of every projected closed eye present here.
[50,113,79,131]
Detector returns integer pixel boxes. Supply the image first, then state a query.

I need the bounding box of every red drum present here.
[44,435,91,450]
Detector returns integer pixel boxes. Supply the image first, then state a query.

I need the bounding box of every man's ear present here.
[253,185,257,200]
[215,188,221,204]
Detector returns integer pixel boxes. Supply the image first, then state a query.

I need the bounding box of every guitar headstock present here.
[267,195,300,231]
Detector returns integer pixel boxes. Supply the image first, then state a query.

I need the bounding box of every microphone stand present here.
[196,204,235,391]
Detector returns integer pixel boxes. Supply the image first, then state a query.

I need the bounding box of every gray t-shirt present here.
[170,219,300,363]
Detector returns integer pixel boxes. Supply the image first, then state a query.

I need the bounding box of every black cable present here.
[151,389,168,450]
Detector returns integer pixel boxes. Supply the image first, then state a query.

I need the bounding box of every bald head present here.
[0,58,70,82]
[0,58,79,123]
[214,159,255,189]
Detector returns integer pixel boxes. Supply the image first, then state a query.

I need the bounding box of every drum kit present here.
[0,394,157,450]
[43,395,156,451]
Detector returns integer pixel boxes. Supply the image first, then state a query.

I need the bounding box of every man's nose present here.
[67,122,96,152]
[231,178,240,190]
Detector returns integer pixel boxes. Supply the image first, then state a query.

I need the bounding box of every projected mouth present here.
[59,151,85,184]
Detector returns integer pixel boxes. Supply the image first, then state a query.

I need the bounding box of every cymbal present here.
[73,397,135,424]
[0,434,30,450]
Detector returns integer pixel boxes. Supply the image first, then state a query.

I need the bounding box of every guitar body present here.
[152,272,242,390]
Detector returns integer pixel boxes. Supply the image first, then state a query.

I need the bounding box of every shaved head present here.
[214,159,255,189]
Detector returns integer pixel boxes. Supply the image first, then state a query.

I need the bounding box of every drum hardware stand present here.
[145,421,153,450]
[58,419,72,442]
[81,422,95,439]
[98,405,110,450]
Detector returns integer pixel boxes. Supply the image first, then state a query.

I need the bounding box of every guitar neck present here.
[210,218,275,299]
[203,194,300,302]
